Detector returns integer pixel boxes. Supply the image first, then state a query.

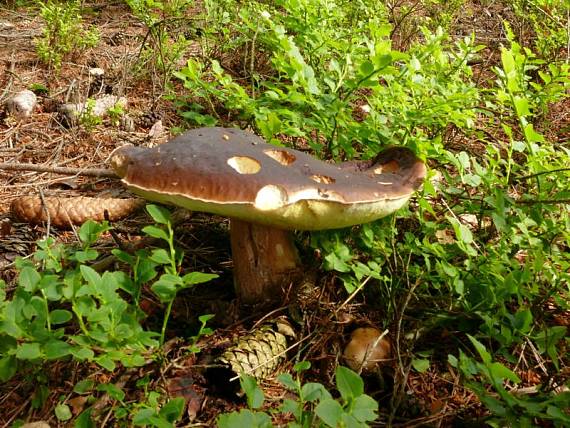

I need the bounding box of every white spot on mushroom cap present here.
[227,156,261,174]
[254,185,288,211]
[264,149,296,166]
[310,174,335,184]
[374,160,399,174]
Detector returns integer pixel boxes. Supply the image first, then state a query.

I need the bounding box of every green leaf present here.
[159,397,186,423]
[198,314,215,324]
[240,374,264,409]
[293,361,311,372]
[513,96,530,117]
[132,408,156,426]
[315,398,343,427]
[142,225,169,241]
[146,204,171,225]
[151,274,182,302]
[217,409,272,428]
[479,393,507,417]
[75,249,99,263]
[467,335,491,364]
[80,265,101,288]
[351,395,378,422]
[50,309,72,324]
[181,110,217,126]
[411,358,430,373]
[44,340,72,359]
[335,366,364,401]
[182,271,218,287]
[277,373,297,391]
[489,362,521,384]
[449,217,473,245]
[373,53,392,69]
[301,382,332,402]
[74,379,95,394]
[0,355,17,381]
[359,60,375,75]
[55,403,73,421]
[500,48,517,87]
[16,342,42,360]
[523,123,545,144]
[546,405,570,423]
[281,398,301,418]
[97,383,125,401]
[75,408,95,428]
[150,248,171,265]
[136,257,159,284]
[19,267,41,292]
[79,220,109,246]
[95,355,116,372]
[512,309,533,333]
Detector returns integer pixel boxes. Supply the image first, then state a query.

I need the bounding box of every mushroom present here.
[110,127,426,305]
[343,327,392,373]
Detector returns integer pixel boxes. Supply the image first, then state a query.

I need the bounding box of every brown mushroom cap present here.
[343,327,392,372]
[111,127,426,230]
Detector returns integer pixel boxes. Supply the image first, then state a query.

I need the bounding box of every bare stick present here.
[0,162,118,178]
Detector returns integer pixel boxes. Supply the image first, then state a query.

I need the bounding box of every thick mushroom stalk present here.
[110,127,426,305]
[230,219,300,304]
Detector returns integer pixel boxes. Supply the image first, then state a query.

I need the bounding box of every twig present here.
[336,275,372,313]
[0,162,117,178]
[516,198,570,205]
[37,187,52,238]
[512,168,570,182]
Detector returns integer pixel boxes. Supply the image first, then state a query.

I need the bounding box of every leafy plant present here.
[0,206,218,383]
[125,0,194,91]
[449,335,570,427]
[509,0,570,60]
[70,380,185,427]
[35,0,99,69]
[218,363,379,427]
[107,103,126,127]
[182,1,569,424]
[0,221,157,380]
[177,1,480,160]
[79,98,103,130]
[114,204,218,345]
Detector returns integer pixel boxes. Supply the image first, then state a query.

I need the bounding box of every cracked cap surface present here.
[111,127,426,230]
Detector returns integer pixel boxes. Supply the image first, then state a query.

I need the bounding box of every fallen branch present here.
[0,162,117,178]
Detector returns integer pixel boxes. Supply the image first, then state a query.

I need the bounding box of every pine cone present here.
[217,318,296,379]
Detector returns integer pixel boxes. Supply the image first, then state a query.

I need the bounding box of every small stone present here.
[59,95,127,125]
[89,67,105,77]
[6,89,37,118]
[0,22,14,31]
[148,120,164,139]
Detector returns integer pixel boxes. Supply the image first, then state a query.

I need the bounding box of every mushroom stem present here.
[230,219,301,305]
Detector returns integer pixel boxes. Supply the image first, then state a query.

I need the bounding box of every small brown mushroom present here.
[111,127,426,305]
[343,327,392,373]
